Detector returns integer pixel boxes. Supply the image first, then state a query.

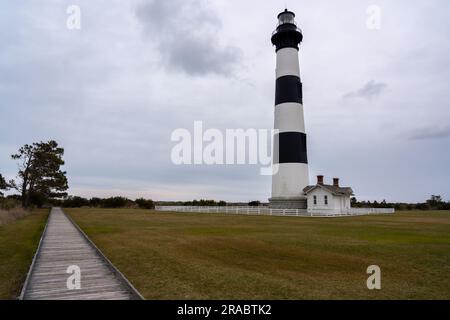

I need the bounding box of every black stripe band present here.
[275,75,303,105]
[274,132,308,164]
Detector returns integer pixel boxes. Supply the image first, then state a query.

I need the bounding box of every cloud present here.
[409,126,450,140]
[1,1,450,203]
[343,80,388,100]
[136,0,241,76]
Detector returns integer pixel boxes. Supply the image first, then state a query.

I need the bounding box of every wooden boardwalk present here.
[20,207,143,300]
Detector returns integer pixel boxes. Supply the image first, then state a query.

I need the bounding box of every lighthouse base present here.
[268,196,307,209]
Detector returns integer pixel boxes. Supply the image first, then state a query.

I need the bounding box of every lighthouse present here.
[269,9,309,209]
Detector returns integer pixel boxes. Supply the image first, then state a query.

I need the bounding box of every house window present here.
[324,195,328,205]
[313,195,317,205]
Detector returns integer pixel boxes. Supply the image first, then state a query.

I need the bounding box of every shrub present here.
[89,197,102,207]
[135,198,155,209]
[62,196,90,208]
[0,207,30,226]
[101,197,132,208]
[0,197,20,210]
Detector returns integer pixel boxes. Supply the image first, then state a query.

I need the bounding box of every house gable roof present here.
[303,184,353,196]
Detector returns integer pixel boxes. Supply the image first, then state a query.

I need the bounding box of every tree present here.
[10,140,68,207]
[0,173,9,196]
[427,195,443,206]
[248,201,260,207]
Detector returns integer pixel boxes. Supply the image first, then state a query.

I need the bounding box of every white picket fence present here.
[155,206,395,217]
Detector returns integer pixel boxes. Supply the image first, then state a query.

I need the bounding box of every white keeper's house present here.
[303,175,354,214]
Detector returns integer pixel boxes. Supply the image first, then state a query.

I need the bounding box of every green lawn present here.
[66,209,450,300]
[0,209,48,299]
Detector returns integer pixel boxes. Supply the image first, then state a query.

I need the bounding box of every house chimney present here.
[333,178,339,187]
[317,175,324,185]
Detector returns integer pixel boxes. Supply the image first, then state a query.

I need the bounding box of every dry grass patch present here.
[0,208,31,226]
[67,209,450,300]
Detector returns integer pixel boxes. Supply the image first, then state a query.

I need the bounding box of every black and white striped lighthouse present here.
[269,9,309,209]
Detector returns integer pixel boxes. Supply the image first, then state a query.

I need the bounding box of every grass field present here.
[66,209,450,299]
[0,209,48,299]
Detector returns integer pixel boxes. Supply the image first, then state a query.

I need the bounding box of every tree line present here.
[181,199,227,206]
[351,195,450,211]
[52,196,155,209]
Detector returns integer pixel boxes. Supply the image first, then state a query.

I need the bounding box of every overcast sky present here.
[1,0,449,202]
